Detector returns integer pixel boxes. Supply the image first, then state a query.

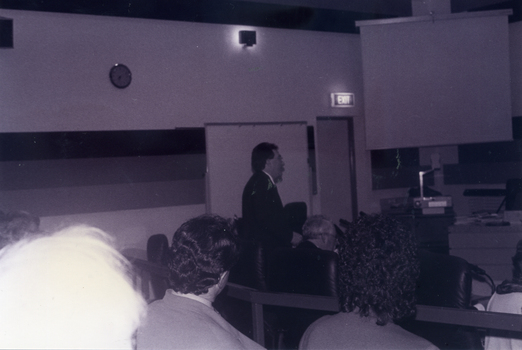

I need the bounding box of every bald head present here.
[302,215,337,251]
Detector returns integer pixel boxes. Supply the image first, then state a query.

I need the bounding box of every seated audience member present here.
[137,214,265,350]
[296,215,337,251]
[299,213,438,350]
[0,210,40,248]
[0,225,146,349]
[485,239,522,350]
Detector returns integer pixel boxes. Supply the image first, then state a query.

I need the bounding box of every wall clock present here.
[109,63,132,88]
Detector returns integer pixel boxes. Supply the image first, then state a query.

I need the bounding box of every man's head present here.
[302,215,337,251]
[168,214,240,297]
[338,213,419,326]
[251,142,285,183]
[0,225,146,349]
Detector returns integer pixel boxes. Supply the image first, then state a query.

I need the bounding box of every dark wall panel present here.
[0,154,205,191]
[444,162,522,185]
[0,130,207,216]
[0,129,205,161]
[443,120,522,185]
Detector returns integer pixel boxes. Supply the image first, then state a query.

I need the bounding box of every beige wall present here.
[1,9,521,250]
[0,9,366,250]
[511,21,522,116]
[0,10,363,131]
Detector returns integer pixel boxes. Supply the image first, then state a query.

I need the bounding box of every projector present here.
[413,196,453,215]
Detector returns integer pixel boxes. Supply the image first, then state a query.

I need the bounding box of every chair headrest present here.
[284,202,307,234]
[228,240,268,291]
[416,251,472,309]
[268,247,338,297]
[146,234,169,265]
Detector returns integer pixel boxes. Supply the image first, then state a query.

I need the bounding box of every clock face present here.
[109,64,132,88]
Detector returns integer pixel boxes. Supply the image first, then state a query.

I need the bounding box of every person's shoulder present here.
[487,291,522,314]
[299,314,338,349]
[252,171,269,181]
[190,311,266,350]
[296,241,319,250]
[140,297,247,350]
[383,321,440,350]
[305,313,338,330]
[245,172,270,189]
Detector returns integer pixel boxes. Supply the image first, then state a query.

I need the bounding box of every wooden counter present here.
[449,224,522,281]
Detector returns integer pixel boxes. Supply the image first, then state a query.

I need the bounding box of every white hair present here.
[302,215,335,240]
[0,225,146,349]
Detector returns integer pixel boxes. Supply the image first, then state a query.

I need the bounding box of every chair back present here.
[219,239,271,344]
[228,239,268,291]
[283,202,307,234]
[506,178,522,210]
[146,234,169,264]
[401,250,482,350]
[416,250,472,309]
[264,246,338,349]
[146,234,170,301]
[268,247,338,296]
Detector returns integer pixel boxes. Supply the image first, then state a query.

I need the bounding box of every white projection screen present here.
[205,122,310,220]
[358,10,512,150]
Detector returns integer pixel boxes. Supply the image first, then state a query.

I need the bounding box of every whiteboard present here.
[205,122,310,220]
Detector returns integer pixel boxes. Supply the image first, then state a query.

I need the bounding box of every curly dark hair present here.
[251,142,278,172]
[167,214,240,295]
[338,213,419,326]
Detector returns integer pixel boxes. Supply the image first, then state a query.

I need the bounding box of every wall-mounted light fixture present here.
[239,30,256,47]
[0,17,13,48]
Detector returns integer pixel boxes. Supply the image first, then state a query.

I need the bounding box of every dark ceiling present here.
[0,0,519,33]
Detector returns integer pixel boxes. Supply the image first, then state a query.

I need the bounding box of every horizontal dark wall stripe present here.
[0,179,205,217]
[0,129,205,161]
[462,189,507,196]
[444,161,522,185]
[458,140,522,164]
[0,154,206,191]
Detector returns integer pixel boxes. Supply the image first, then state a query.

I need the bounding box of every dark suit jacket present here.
[242,171,292,248]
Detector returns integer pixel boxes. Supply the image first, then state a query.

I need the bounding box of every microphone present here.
[469,264,486,275]
[469,264,496,295]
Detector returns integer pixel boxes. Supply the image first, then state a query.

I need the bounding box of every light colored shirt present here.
[485,292,522,350]
[262,170,276,186]
[299,312,439,350]
[137,290,265,350]
[170,289,212,308]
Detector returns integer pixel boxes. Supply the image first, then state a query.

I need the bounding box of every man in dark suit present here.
[242,142,301,249]
[296,215,337,251]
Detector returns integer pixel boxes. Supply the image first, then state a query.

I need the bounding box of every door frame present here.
[316,116,358,222]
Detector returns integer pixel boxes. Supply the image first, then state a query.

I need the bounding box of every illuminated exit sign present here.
[331,93,354,107]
